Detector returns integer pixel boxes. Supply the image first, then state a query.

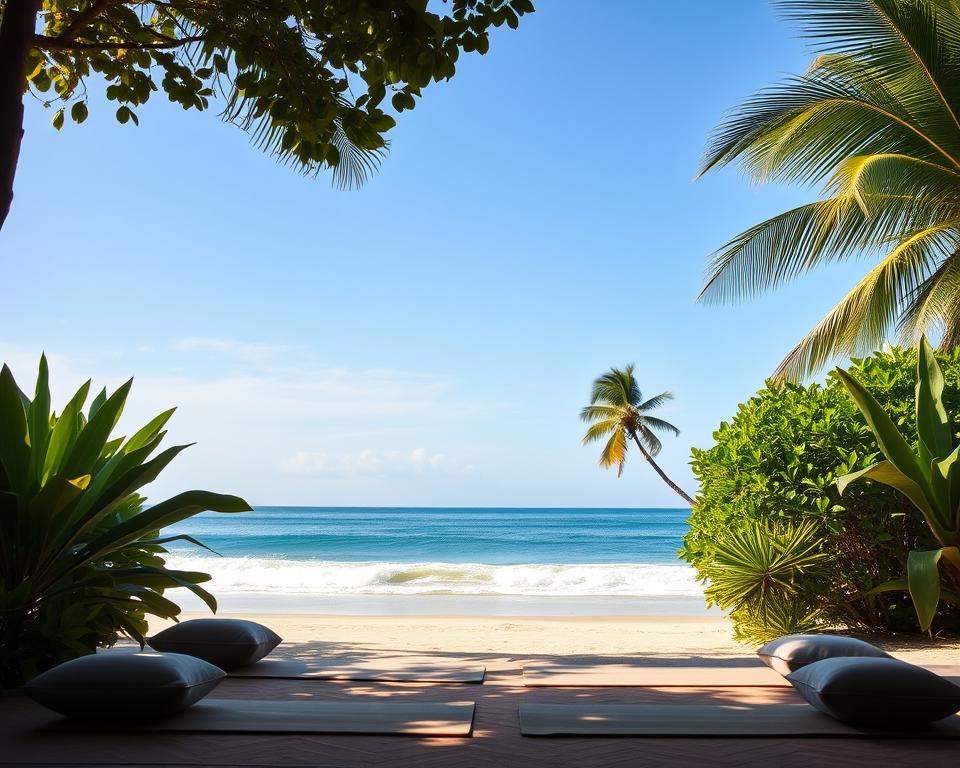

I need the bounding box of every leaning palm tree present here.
[581,366,696,505]
[699,0,960,380]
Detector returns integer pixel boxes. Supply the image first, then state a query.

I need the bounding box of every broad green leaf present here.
[124,408,175,453]
[838,460,935,522]
[835,368,932,498]
[51,444,193,561]
[112,532,220,555]
[72,431,169,520]
[62,379,131,478]
[72,490,251,572]
[27,355,51,486]
[42,380,91,484]
[88,387,107,422]
[0,365,30,494]
[907,548,945,632]
[916,337,952,462]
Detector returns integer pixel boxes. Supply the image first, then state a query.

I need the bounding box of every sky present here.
[0,1,875,508]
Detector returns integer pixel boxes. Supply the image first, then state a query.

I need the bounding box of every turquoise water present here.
[168,506,690,563]
[164,507,705,613]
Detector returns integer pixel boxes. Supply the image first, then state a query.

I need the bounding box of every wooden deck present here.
[3,646,958,767]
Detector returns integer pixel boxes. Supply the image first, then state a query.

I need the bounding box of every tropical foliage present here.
[701,521,830,643]
[836,337,960,632]
[698,0,960,380]
[581,366,695,505]
[0,357,250,688]
[683,345,960,639]
[0,0,534,229]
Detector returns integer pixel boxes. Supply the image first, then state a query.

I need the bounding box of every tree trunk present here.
[630,433,696,507]
[0,0,42,232]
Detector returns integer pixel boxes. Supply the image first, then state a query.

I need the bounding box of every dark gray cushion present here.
[757,633,890,676]
[147,619,282,669]
[24,652,224,720]
[787,657,960,724]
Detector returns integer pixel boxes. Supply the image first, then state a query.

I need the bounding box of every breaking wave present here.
[164,555,703,598]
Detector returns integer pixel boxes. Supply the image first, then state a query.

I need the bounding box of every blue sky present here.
[1,2,873,507]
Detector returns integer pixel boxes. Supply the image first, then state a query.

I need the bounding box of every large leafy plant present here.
[0,357,250,687]
[837,337,960,632]
[683,345,960,639]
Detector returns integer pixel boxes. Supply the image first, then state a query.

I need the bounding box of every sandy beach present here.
[148,612,960,665]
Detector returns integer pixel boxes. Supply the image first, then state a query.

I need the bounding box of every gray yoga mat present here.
[522,664,789,688]
[519,703,960,737]
[42,699,476,736]
[227,657,486,683]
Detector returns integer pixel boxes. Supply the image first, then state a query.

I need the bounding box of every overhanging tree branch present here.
[33,33,207,51]
[60,0,120,40]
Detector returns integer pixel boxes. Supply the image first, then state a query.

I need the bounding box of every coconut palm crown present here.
[699,0,960,380]
[580,365,695,505]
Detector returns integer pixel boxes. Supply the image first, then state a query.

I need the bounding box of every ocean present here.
[164,507,709,615]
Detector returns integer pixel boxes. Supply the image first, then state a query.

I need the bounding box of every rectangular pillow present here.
[148,618,281,669]
[787,656,960,724]
[24,652,224,720]
[757,633,890,676]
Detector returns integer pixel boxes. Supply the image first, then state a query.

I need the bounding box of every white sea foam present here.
[164,555,704,597]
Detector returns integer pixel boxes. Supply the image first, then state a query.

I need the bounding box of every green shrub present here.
[683,346,960,640]
[0,357,250,688]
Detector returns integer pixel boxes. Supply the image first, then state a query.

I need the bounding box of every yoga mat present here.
[42,699,476,736]
[228,657,486,683]
[522,664,790,687]
[519,703,960,737]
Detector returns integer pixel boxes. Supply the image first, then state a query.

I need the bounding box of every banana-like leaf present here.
[907,548,946,632]
[0,365,30,494]
[834,368,930,491]
[838,459,936,522]
[916,337,953,462]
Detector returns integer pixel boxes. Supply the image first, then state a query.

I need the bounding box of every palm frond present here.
[634,425,663,457]
[589,366,640,408]
[599,428,628,477]
[641,415,681,437]
[581,418,621,445]
[579,404,626,423]
[700,0,960,375]
[775,219,960,379]
[637,391,674,412]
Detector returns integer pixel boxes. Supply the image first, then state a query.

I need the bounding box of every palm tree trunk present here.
[630,433,696,506]
[0,0,42,232]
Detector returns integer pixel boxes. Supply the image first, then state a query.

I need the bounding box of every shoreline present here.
[173,591,715,617]
[148,612,960,664]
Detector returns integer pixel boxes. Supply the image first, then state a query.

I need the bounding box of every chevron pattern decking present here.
[3,650,958,767]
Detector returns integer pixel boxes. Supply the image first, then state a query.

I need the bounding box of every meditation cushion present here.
[24,652,224,720]
[757,633,890,676]
[148,618,282,668]
[787,656,960,724]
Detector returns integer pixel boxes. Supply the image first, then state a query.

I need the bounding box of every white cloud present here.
[283,448,473,477]
[0,339,482,504]
[171,337,298,364]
